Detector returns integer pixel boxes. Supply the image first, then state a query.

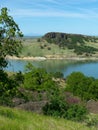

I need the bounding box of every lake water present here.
[5,59,98,78]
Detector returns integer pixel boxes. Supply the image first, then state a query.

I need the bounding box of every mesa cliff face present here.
[43,32,96,45]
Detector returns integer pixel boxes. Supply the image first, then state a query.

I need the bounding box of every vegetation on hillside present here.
[20,37,76,57]
[66,72,98,101]
[43,32,98,55]
[1,65,98,128]
[19,32,98,58]
[1,63,98,122]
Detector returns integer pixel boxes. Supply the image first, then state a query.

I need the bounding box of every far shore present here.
[6,55,98,61]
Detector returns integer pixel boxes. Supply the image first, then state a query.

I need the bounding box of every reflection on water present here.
[5,59,98,78]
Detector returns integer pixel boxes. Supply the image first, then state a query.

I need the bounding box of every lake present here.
[5,59,98,78]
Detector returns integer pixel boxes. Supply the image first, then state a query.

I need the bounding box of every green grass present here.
[0,106,97,130]
[20,38,76,57]
[20,38,98,58]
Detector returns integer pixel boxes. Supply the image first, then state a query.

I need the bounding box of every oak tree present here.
[0,7,23,69]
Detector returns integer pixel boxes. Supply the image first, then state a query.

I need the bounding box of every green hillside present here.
[0,106,97,130]
[20,32,98,58]
[43,32,98,45]
[43,32,98,55]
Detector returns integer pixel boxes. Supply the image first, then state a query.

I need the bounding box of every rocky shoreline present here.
[6,55,98,61]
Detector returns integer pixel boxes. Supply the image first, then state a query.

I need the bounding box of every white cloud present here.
[10,8,98,19]
[3,0,98,19]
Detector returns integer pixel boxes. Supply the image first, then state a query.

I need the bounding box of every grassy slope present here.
[86,40,98,56]
[20,38,77,57]
[20,38,98,58]
[0,106,97,130]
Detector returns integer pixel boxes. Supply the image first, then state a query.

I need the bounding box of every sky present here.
[1,0,98,36]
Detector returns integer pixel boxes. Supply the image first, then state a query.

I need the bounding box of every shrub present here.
[40,45,44,49]
[53,72,64,78]
[66,72,95,100]
[47,47,51,50]
[0,96,13,107]
[37,38,41,42]
[43,94,68,117]
[66,104,88,121]
[44,44,47,47]
[43,92,88,121]
[11,71,24,85]
[24,67,58,91]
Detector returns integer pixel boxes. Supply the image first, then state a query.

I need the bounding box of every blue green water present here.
[5,59,98,78]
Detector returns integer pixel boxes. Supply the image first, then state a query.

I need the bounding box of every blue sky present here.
[1,0,98,36]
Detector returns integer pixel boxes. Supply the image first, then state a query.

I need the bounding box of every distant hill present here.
[43,32,98,55]
[43,32,98,45]
[23,36,42,39]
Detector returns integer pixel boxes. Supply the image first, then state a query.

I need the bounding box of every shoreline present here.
[6,55,98,61]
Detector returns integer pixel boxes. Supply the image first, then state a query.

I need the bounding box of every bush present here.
[53,72,64,78]
[24,67,58,91]
[37,38,41,42]
[66,104,87,121]
[43,94,68,117]
[40,45,44,49]
[43,92,88,121]
[66,72,96,100]
[47,47,51,50]
[0,96,13,107]
[11,71,24,85]
[0,70,24,106]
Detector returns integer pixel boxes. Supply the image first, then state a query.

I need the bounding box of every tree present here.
[24,66,56,91]
[66,72,96,100]
[88,80,98,99]
[66,72,85,94]
[0,8,23,106]
[0,7,23,69]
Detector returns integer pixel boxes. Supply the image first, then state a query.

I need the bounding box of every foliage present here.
[66,72,98,100]
[66,72,86,94]
[53,71,64,78]
[24,63,58,91]
[66,104,87,121]
[0,70,22,106]
[43,91,88,121]
[0,7,23,69]
[12,71,24,85]
[0,7,23,105]
[88,80,98,99]
[74,45,97,55]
